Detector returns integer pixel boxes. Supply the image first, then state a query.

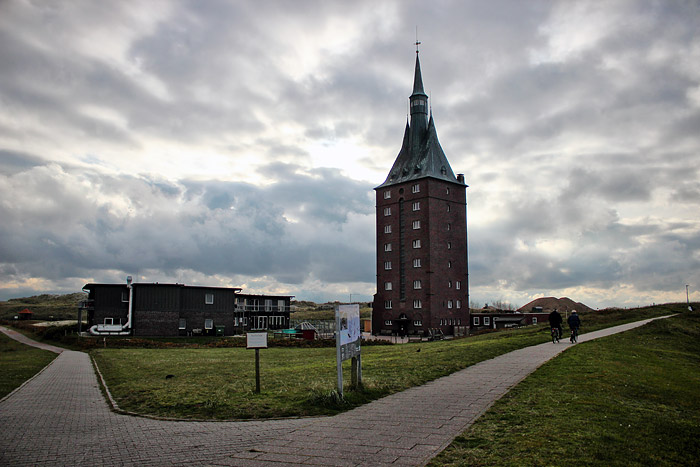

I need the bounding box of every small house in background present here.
[470,311,549,332]
[18,308,33,320]
[79,278,293,337]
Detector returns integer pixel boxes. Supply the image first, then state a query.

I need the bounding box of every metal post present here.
[335,310,343,398]
[255,348,261,394]
[351,356,357,388]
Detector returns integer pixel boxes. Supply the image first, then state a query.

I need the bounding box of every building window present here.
[447,204,451,212]
[447,241,452,249]
[205,293,214,305]
[278,300,286,311]
[414,320,422,326]
[412,201,420,211]
[385,320,393,326]
[484,317,491,326]
[412,220,421,229]
[385,282,393,291]
[446,187,450,195]
[384,190,391,199]
[412,183,420,193]
[412,239,421,248]
[413,258,421,268]
[447,223,451,231]
[458,319,461,325]
[413,299,422,309]
[384,243,392,252]
[448,300,453,309]
[456,300,462,308]
[384,225,392,234]
[448,261,452,268]
[179,319,186,330]
[121,291,129,302]
[456,281,461,290]
[205,319,213,330]
[384,207,391,216]
[440,319,444,326]
[448,280,452,288]
[533,317,538,325]
[265,299,273,311]
[413,280,421,289]
[473,317,480,326]
[385,300,392,309]
[384,261,392,270]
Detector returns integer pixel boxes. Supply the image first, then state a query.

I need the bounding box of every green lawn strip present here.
[429,313,700,466]
[0,332,58,398]
[89,305,681,420]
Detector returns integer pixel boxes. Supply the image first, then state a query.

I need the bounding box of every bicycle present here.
[551,327,560,343]
[570,327,579,343]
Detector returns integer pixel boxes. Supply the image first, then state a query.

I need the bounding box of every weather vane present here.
[415,26,421,54]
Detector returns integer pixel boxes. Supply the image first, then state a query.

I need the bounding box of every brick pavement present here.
[0,317,670,466]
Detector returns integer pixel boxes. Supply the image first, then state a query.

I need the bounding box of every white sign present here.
[336,304,361,361]
[246,332,268,349]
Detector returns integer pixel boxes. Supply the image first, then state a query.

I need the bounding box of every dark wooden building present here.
[80,278,292,337]
[373,52,470,337]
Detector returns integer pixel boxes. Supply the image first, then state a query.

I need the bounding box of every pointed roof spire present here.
[411,53,427,98]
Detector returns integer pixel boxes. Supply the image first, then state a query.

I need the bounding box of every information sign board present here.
[246,332,268,349]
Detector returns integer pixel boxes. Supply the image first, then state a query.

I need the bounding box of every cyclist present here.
[548,308,563,340]
[568,310,581,342]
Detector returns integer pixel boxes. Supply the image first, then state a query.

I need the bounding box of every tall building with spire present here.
[373,52,469,337]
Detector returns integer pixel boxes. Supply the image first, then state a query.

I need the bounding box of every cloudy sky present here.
[1,0,699,309]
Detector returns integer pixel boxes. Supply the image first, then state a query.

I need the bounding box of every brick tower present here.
[373,51,469,337]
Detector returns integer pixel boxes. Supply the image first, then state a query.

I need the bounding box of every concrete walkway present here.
[0,317,669,466]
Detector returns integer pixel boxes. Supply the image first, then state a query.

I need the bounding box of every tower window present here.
[384,225,392,234]
[412,239,421,249]
[413,258,421,268]
[447,223,451,231]
[448,281,452,288]
[412,220,421,230]
[385,282,393,291]
[447,241,452,249]
[384,190,391,199]
[448,261,452,268]
[456,300,462,308]
[446,187,450,195]
[205,293,214,305]
[413,280,422,289]
[456,281,461,290]
[447,204,451,212]
[413,299,422,309]
[384,243,392,252]
[412,183,420,193]
[384,207,391,216]
[448,300,453,309]
[385,300,392,309]
[412,201,420,211]
[384,261,392,270]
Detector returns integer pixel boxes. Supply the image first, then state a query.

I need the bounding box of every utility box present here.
[215,325,225,337]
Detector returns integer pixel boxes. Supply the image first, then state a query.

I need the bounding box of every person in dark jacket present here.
[548,309,563,339]
[568,310,581,333]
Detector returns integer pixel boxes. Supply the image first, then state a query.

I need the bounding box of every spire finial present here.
[415,26,421,54]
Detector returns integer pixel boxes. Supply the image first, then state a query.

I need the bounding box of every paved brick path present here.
[0,317,669,466]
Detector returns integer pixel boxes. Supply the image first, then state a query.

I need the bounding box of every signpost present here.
[335,303,361,398]
[247,332,268,394]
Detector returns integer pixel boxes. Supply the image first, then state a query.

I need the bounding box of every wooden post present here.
[351,356,357,388]
[255,348,261,394]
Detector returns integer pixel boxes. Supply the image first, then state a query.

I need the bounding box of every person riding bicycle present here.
[567,310,581,339]
[548,309,563,340]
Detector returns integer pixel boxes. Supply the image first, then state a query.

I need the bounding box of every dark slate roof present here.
[377,55,463,189]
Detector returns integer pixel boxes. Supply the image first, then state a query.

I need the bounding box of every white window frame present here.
[265,299,273,311]
[456,300,462,309]
[204,319,213,330]
[412,183,420,193]
[278,300,286,312]
[384,225,392,234]
[413,280,421,289]
[384,207,391,216]
[412,239,421,249]
[412,201,420,211]
[413,258,421,268]
[533,317,538,325]
[456,281,461,290]
[179,318,186,330]
[205,293,214,305]
[447,241,452,250]
[447,222,451,231]
[484,316,491,326]
[413,299,422,309]
[448,300,453,309]
[385,320,393,326]
[104,317,113,325]
[384,261,392,270]
[384,190,391,199]
[385,282,392,291]
[384,243,392,252]
[121,291,129,303]
[385,300,392,309]
[413,320,422,326]
[412,220,421,230]
[447,204,451,212]
[473,317,480,326]
[448,281,452,288]
[448,261,452,268]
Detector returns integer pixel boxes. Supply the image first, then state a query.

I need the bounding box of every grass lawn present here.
[429,313,700,466]
[91,304,684,420]
[0,332,57,398]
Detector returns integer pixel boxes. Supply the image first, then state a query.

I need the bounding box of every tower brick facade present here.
[372,53,469,337]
